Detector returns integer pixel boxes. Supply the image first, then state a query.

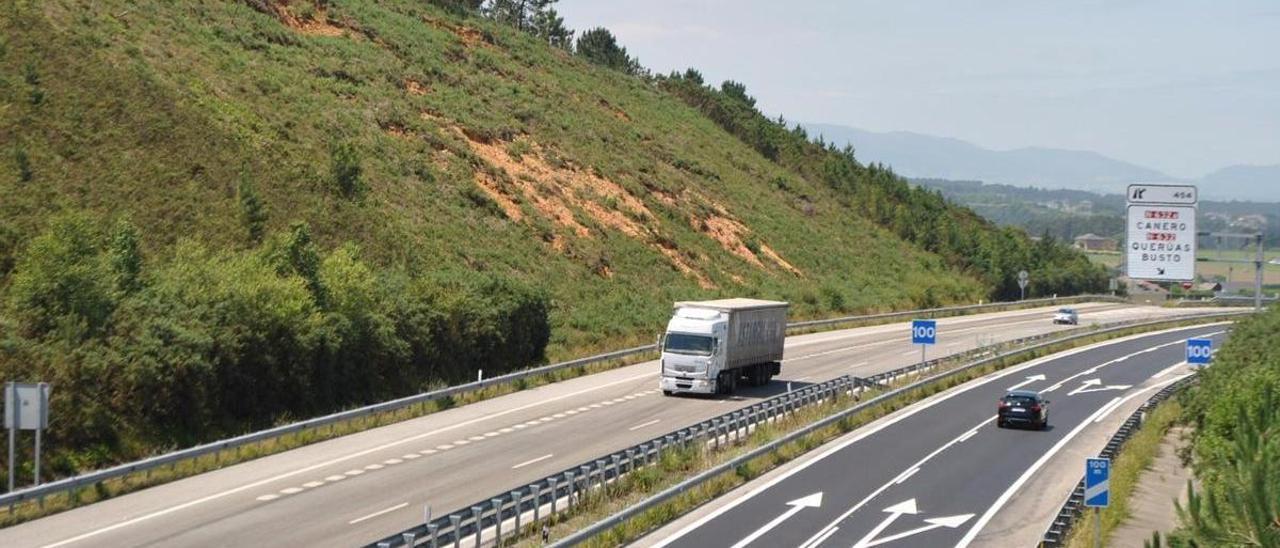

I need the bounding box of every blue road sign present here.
[911,319,937,345]
[1085,457,1110,507]
[1186,338,1213,366]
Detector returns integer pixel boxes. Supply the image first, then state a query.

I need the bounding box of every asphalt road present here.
[653,324,1227,548]
[0,303,1221,548]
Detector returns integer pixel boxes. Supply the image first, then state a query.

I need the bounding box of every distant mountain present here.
[1197,165,1280,201]
[803,123,1280,202]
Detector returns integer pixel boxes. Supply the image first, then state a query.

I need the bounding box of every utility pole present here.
[1255,233,1264,311]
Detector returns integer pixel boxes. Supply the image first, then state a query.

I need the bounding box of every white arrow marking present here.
[1006,374,1047,391]
[852,499,918,548]
[1068,379,1132,396]
[730,492,822,548]
[858,513,976,547]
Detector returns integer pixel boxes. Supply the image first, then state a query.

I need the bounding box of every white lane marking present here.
[344,470,364,476]
[900,349,919,356]
[302,481,324,488]
[325,475,346,482]
[799,526,839,548]
[552,413,567,418]
[364,464,383,470]
[849,361,869,369]
[454,440,470,445]
[402,453,420,460]
[420,449,437,455]
[511,453,555,470]
[577,407,591,412]
[730,493,824,548]
[499,427,515,433]
[955,372,1193,547]
[256,494,279,502]
[436,444,454,450]
[1153,361,1187,378]
[383,458,402,465]
[1091,397,1126,424]
[468,435,486,441]
[39,368,658,548]
[280,487,303,495]
[513,424,528,429]
[589,403,603,408]
[348,502,409,525]
[653,324,1226,548]
[796,415,993,548]
[894,467,920,484]
[629,419,662,431]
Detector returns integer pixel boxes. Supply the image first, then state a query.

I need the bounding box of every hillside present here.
[0,0,1103,477]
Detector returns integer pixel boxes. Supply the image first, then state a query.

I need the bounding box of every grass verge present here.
[495,317,1228,546]
[1063,400,1184,548]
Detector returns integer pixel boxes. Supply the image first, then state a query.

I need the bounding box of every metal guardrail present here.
[546,311,1251,547]
[366,376,862,548]
[1038,375,1198,547]
[0,294,1121,509]
[786,294,1125,330]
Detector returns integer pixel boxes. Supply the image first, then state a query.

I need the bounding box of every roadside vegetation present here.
[0,0,1103,486]
[1155,304,1280,547]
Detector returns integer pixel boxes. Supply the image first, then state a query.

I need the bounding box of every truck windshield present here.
[665,333,714,356]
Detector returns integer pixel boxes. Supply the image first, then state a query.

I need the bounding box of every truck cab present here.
[660,307,727,394]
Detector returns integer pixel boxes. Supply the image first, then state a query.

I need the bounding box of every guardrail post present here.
[545,476,555,514]
[611,455,621,483]
[470,505,483,547]
[625,448,636,473]
[449,515,461,548]
[378,542,391,548]
[428,523,439,548]
[564,472,575,509]
[491,497,503,545]
[594,460,606,489]
[711,419,721,450]
[403,532,416,546]
[511,490,522,534]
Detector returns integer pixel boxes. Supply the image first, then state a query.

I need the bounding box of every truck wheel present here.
[662,390,673,396]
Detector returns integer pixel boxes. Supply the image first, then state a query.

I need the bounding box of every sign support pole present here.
[920,344,926,368]
[6,382,13,494]
[1255,233,1264,311]
[1094,507,1101,548]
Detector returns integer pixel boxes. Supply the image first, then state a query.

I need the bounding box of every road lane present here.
[656,324,1227,548]
[0,303,1220,547]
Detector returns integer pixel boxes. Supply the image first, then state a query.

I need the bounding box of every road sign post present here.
[1186,338,1213,367]
[4,382,50,493]
[911,319,936,368]
[1086,457,1110,548]
[1017,270,1029,301]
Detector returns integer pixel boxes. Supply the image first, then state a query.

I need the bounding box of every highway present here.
[652,324,1226,548]
[0,303,1221,547]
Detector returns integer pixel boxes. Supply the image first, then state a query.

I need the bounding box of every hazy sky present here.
[557,0,1280,178]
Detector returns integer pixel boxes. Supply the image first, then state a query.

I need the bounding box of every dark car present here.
[997,389,1049,429]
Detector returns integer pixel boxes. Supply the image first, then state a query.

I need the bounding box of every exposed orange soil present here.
[405,80,429,96]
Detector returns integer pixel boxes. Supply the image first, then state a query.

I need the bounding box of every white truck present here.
[659,299,788,395]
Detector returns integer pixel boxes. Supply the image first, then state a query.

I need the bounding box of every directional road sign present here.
[911,319,937,345]
[1126,184,1197,282]
[1186,338,1213,366]
[1085,457,1110,508]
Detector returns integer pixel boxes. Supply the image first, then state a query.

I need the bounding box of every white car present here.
[1052,308,1079,325]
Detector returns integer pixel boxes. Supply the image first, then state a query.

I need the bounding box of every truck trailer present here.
[659,299,788,395]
